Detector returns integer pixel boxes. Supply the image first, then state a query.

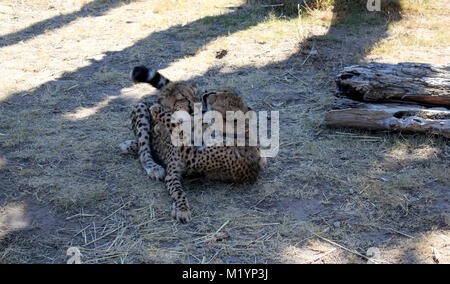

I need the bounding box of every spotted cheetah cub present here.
[120,66,265,222]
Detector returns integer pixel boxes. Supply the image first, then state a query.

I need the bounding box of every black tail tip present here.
[131,65,149,83]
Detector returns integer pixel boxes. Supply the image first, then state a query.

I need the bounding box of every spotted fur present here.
[120,66,264,223]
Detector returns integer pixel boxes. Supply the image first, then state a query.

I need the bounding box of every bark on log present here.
[325,98,450,138]
[335,62,450,108]
[326,62,450,138]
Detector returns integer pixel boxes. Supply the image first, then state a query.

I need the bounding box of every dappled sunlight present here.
[159,19,305,84]
[357,139,448,210]
[0,0,93,37]
[160,8,342,81]
[280,228,450,263]
[62,95,119,120]
[382,229,450,263]
[379,144,442,165]
[0,2,141,101]
[280,241,338,264]
[366,0,449,63]
[0,0,207,102]
[0,203,29,239]
[0,0,255,102]
[61,85,150,121]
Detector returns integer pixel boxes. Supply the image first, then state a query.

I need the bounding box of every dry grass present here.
[367,0,450,63]
[0,0,449,263]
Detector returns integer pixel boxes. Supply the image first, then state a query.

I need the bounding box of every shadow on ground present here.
[0,0,136,48]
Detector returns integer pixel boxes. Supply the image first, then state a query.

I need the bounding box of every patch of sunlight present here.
[0,0,94,37]
[382,230,450,263]
[146,247,183,263]
[157,4,336,81]
[359,140,447,209]
[280,241,336,264]
[234,16,299,43]
[0,0,240,103]
[232,8,333,44]
[62,85,153,121]
[62,95,119,121]
[0,2,161,102]
[385,145,441,164]
[0,203,29,239]
[366,0,449,63]
[120,85,155,100]
[160,23,304,83]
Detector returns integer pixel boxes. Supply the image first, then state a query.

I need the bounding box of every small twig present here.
[281,141,301,147]
[358,223,414,239]
[102,202,131,221]
[74,224,92,237]
[374,226,414,239]
[83,227,119,247]
[106,228,126,251]
[214,6,243,10]
[250,193,273,209]
[206,248,225,264]
[65,84,79,92]
[301,45,316,66]
[66,213,97,220]
[194,220,230,244]
[285,71,301,81]
[214,220,230,236]
[82,253,122,263]
[309,231,384,263]
[236,222,280,228]
[384,227,414,239]
[324,174,351,185]
[302,0,314,14]
[260,4,284,8]
[327,134,382,140]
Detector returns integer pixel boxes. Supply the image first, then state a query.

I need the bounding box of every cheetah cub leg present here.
[149,104,191,222]
[131,103,166,181]
[165,161,191,223]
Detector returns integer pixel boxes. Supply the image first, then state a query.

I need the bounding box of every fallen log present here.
[326,62,450,138]
[335,62,450,108]
[326,98,450,138]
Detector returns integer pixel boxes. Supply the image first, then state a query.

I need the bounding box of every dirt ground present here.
[0,0,448,263]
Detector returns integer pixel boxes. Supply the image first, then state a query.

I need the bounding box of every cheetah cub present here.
[120,66,265,222]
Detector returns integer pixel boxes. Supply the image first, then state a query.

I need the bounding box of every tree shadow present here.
[0,0,136,48]
[1,3,291,112]
[1,1,402,114]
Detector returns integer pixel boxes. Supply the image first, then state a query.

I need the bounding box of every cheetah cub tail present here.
[130,65,170,89]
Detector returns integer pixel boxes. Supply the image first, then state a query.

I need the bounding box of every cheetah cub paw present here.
[143,162,166,181]
[171,202,191,223]
[119,140,138,155]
